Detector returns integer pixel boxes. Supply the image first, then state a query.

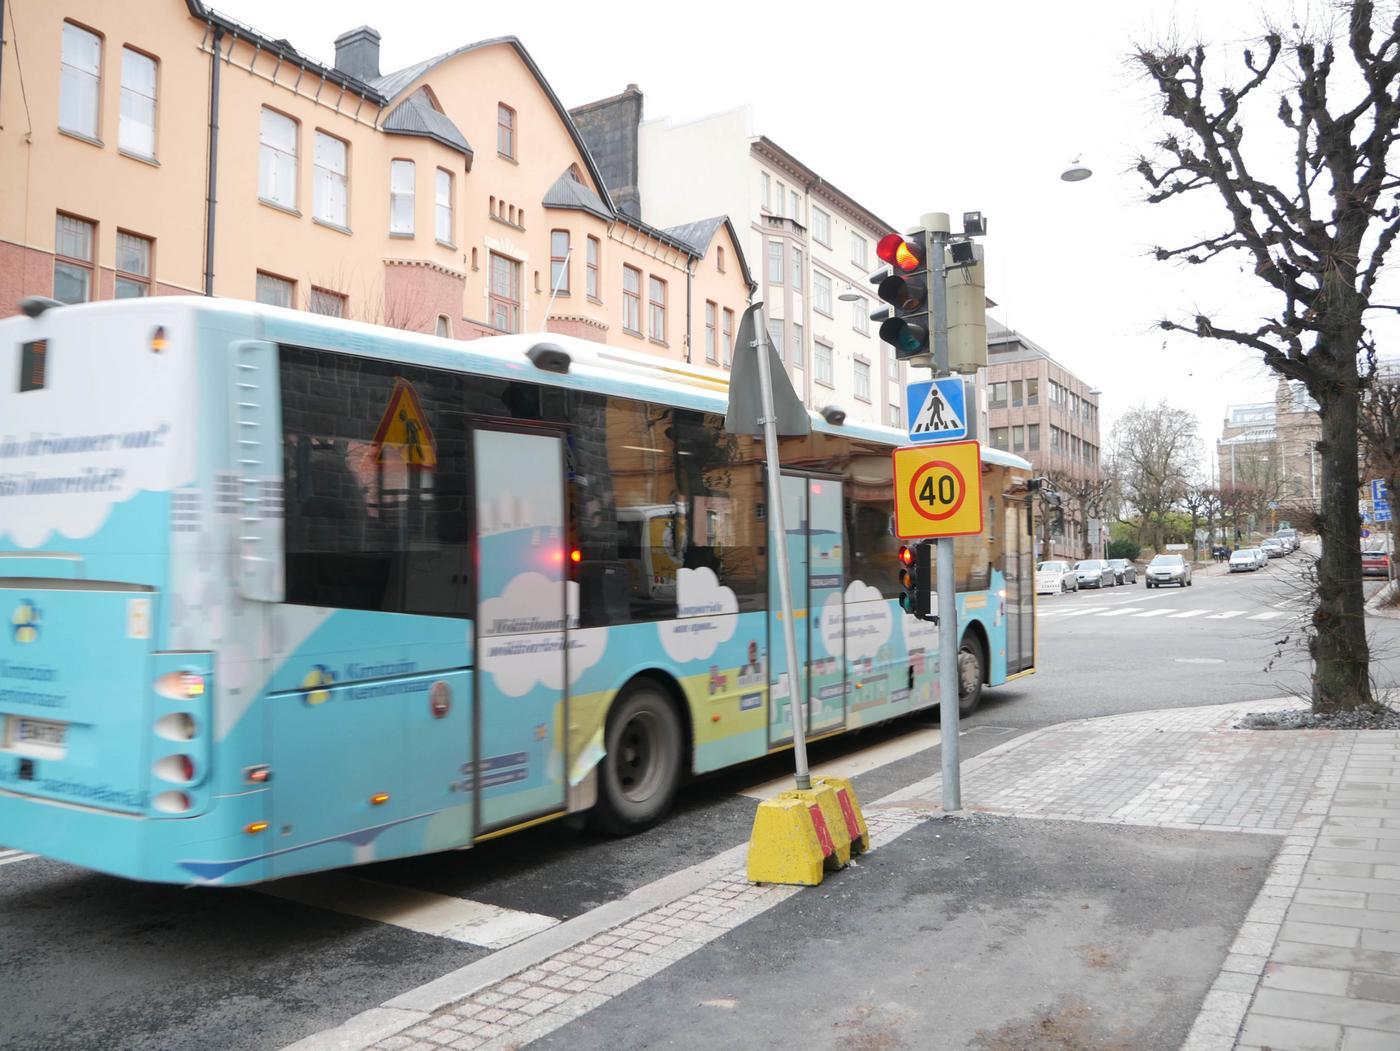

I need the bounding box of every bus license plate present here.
[7,717,67,752]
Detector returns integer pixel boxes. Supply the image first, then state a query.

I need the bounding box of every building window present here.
[389,159,415,235]
[792,322,804,367]
[1011,379,1023,407]
[118,47,157,158]
[1027,377,1039,405]
[815,341,833,386]
[717,245,726,272]
[436,315,452,338]
[1013,425,1025,451]
[1028,423,1040,451]
[435,168,454,244]
[259,107,298,209]
[761,171,771,210]
[723,308,734,366]
[990,427,1009,451]
[889,404,901,427]
[887,353,899,381]
[989,381,1008,407]
[812,272,832,316]
[767,318,785,361]
[312,131,348,228]
[622,266,642,334]
[790,190,800,222]
[852,296,869,335]
[767,240,784,284]
[791,247,803,289]
[705,301,718,363]
[586,235,600,299]
[255,271,294,308]
[550,229,570,294]
[309,287,347,317]
[648,276,667,341]
[489,252,521,332]
[497,103,516,159]
[53,214,95,303]
[775,181,786,217]
[854,359,871,401]
[114,230,152,298]
[812,207,831,246]
[60,22,102,140]
[851,233,868,269]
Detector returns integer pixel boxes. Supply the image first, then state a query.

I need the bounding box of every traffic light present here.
[898,540,935,620]
[873,231,931,361]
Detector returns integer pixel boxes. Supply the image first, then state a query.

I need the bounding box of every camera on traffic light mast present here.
[897,541,936,622]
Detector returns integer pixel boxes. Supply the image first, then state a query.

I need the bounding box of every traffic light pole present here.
[926,222,962,813]
[754,316,811,791]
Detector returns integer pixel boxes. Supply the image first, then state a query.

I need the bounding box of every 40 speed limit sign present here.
[891,440,984,539]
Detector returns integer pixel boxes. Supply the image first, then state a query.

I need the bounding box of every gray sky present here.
[217,0,1398,475]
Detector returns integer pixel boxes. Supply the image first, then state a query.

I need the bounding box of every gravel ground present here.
[1236,705,1400,730]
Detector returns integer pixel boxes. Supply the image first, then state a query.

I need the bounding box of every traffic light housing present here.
[873,231,931,361]
[898,540,935,621]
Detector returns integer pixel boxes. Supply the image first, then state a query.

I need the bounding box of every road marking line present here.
[1054,606,1111,618]
[259,874,558,949]
[740,726,942,799]
[1206,610,1247,619]
[0,848,35,866]
[1098,607,1146,617]
[1132,608,1175,618]
[1168,609,1209,619]
[1248,611,1289,621]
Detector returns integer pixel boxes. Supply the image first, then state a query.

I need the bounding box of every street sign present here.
[1364,528,1373,538]
[905,377,968,443]
[891,441,984,539]
[1376,498,1391,513]
[1373,480,1389,503]
[1378,510,1393,524]
[369,378,438,469]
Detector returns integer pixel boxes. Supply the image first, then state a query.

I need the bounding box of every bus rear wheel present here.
[957,635,985,717]
[591,682,683,835]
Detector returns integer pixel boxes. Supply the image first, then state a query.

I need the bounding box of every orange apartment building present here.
[0,1,754,358]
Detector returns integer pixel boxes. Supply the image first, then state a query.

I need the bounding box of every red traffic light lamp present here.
[877,233,925,273]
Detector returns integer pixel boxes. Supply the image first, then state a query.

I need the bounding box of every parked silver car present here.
[1145,553,1192,588]
[1074,559,1116,589]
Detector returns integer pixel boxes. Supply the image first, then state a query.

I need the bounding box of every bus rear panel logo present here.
[12,600,40,645]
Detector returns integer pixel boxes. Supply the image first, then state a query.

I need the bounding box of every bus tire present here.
[591,681,684,835]
[957,634,985,717]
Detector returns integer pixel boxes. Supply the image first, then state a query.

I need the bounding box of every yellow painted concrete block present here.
[814,775,870,855]
[746,785,850,886]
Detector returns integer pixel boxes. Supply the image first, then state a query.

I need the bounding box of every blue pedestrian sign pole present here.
[1373,480,1389,503]
[905,377,968,444]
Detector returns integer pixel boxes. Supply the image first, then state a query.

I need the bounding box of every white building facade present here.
[572,96,906,426]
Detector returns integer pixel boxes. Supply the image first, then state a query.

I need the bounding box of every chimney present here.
[569,85,645,219]
[334,26,381,82]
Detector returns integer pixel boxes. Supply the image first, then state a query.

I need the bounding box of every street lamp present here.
[1060,156,1093,182]
[837,285,861,302]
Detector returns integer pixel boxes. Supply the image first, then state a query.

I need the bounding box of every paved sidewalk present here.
[291,701,1400,1051]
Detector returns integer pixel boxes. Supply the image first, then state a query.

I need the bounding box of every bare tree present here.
[1110,402,1199,553]
[1134,3,1400,711]
[1181,483,1221,560]
[1047,469,1113,558]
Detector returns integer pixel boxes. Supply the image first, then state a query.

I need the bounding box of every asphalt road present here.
[2,548,1395,1050]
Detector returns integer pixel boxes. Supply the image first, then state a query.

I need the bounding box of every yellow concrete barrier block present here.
[813,775,870,856]
[746,784,848,886]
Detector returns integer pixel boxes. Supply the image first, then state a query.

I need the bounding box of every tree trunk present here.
[1312,377,1375,712]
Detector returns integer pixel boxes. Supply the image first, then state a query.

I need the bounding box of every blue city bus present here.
[0,298,1034,885]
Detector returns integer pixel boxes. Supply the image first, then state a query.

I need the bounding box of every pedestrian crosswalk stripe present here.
[0,849,34,866]
[1055,606,1111,618]
[1248,611,1289,621]
[1098,607,1145,617]
[1133,608,1175,618]
[1167,610,1209,619]
[1206,610,1247,619]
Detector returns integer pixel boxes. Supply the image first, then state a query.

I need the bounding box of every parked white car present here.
[1229,549,1259,572]
[1036,560,1079,595]
[1260,538,1286,559]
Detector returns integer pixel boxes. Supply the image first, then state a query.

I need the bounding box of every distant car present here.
[1363,547,1391,577]
[1250,547,1269,568]
[1106,558,1137,584]
[1074,559,1116,589]
[1145,553,1192,588]
[1036,560,1079,594]
[1276,528,1299,551]
[1229,549,1259,572]
[1260,538,1286,559]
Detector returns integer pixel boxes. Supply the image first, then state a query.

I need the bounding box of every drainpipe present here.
[203,27,223,296]
[684,258,693,363]
[1,0,7,113]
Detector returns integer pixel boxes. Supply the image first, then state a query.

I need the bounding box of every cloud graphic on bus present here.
[902,606,939,655]
[823,580,891,663]
[657,568,738,663]
[479,574,605,697]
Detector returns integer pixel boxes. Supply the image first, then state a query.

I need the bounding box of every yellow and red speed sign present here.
[892,441,984,539]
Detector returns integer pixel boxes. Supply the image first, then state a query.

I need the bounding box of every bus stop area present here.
[299,698,1400,1051]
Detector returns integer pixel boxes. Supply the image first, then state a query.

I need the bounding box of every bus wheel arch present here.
[957,622,989,717]
[589,672,691,835]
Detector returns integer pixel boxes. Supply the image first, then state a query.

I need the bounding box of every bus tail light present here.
[244,821,269,835]
[155,671,208,700]
[153,754,196,784]
[244,765,272,784]
[154,713,197,741]
[152,791,192,814]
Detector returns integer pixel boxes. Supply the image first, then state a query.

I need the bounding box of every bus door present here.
[1004,492,1036,673]
[473,428,568,830]
[767,474,847,747]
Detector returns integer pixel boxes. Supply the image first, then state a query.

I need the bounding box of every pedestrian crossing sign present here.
[369,377,438,469]
[905,377,967,444]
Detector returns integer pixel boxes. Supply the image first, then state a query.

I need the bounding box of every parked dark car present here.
[1074,559,1116,589]
[1363,548,1391,577]
[1106,558,1137,585]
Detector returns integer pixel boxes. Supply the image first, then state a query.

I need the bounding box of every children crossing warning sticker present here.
[891,441,984,539]
[369,378,438,469]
